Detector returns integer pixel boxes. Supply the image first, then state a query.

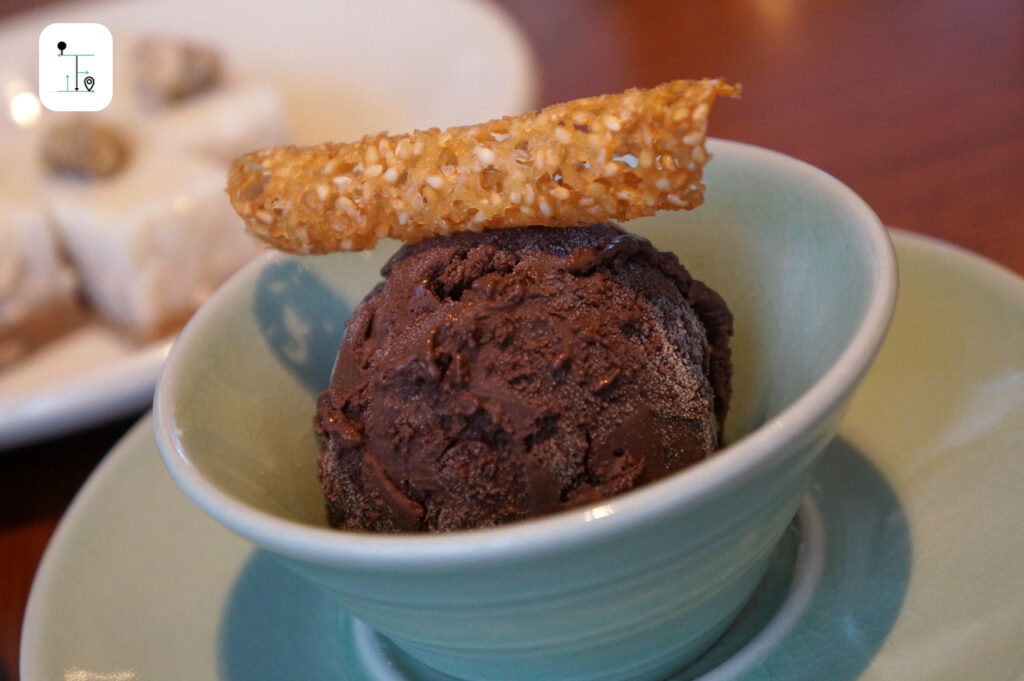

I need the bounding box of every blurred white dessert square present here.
[125,36,289,161]
[2,34,290,363]
[0,198,83,367]
[47,149,262,341]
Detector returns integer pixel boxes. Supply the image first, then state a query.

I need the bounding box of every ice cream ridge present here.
[226,79,740,532]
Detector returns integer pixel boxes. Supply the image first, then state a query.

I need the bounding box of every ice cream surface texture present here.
[315,223,732,532]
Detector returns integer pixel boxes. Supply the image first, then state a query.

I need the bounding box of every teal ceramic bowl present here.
[154,139,897,681]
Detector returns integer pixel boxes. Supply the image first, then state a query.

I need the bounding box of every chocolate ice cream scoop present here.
[315,224,732,532]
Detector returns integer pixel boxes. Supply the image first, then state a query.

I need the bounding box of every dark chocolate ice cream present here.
[315,224,732,532]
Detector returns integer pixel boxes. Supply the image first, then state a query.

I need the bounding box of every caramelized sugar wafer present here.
[228,79,739,253]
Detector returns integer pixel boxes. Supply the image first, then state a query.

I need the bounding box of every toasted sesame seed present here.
[475,146,496,165]
[523,184,535,205]
[336,196,357,215]
[683,131,704,146]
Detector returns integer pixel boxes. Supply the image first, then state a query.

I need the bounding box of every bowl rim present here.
[153,138,898,570]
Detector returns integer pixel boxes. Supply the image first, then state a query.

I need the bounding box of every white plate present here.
[20,231,1024,680]
[0,0,537,450]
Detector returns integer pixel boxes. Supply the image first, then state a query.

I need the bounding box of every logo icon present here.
[39,23,113,112]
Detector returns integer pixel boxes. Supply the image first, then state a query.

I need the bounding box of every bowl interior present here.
[159,139,889,528]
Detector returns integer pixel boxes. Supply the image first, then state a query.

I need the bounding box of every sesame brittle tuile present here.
[227,78,740,253]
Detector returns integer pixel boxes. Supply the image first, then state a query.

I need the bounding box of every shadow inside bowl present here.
[216,436,910,681]
[253,259,352,395]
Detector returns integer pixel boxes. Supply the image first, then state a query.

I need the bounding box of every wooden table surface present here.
[0,0,1021,678]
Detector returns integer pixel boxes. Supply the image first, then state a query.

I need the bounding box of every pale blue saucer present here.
[21,231,1024,680]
